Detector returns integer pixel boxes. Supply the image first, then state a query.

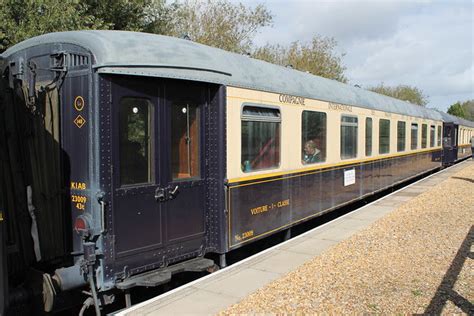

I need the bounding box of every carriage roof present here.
[3,30,474,127]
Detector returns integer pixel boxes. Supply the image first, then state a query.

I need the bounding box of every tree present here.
[447,100,474,120]
[253,35,347,83]
[460,100,474,120]
[0,0,176,53]
[368,83,428,106]
[166,0,273,54]
[447,102,466,118]
[82,0,176,33]
[0,0,107,52]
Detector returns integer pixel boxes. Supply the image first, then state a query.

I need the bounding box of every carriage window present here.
[302,111,326,164]
[341,116,358,159]
[421,124,428,148]
[430,125,435,147]
[171,103,200,180]
[437,126,442,146]
[119,98,152,186]
[366,118,373,156]
[411,123,418,150]
[379,119,390,154]
[241,106,281,172]
[397,121,406,152]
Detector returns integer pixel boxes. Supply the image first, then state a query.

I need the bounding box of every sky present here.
[236,0,473,112]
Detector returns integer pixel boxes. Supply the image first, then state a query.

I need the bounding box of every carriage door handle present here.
[168,185,179,200]
[154,187,166,202]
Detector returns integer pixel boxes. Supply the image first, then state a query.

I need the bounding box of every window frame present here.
[379,119,391,154]
[421,124,428,148]
[411,123,418,150]
[118,97,154,187]
[301,110,327,165]
[170,102,201,181]
[429,125,436,147]
[240,103,282,173]
[437,125,442,147]
[340,115,359,160]
[365,117,373,157]
[397,121,406,152]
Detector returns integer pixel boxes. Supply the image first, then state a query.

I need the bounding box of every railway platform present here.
[116,159,474,315]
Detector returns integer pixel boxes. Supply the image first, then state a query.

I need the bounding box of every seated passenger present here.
[303,140,321,164]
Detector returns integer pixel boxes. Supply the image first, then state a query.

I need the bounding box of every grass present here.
[367,303,380,311]
[412,289,423,296]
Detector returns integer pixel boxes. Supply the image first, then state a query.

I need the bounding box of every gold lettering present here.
[71,182,87,190]
[235,230,254,242]
[71,195,87,210]
[328,102,352,112]
[250,204,269,215]
[242,230,254,239]
[277,199,290,208]
[279,94,305,105]
[71,195,88,204]
[250,199,290,215]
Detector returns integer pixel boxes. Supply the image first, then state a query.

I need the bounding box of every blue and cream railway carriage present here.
[0,31,473,313]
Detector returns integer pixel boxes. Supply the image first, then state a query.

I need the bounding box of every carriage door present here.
[112,79,163,258]
[442,123,458,165]
[162,81,206,245]
[111,78,207,259]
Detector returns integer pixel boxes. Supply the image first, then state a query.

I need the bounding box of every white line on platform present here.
[115,159,469,315]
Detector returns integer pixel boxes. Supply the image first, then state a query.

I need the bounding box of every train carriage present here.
[0,30,473,314]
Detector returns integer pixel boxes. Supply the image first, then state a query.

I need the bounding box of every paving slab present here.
[277,236,311,250]
[393,191,420,197]
[373,200,403,207]
[194,268,280,298]
[238,250,280,269]
[301,220,340,238]
[334,217,374,231]
[347,205,396,220]
[285,238,338,256]
[133,287,199,314]
[251,250,313,274]
[316,227,359,242]
[142,289,236,316]
[389,195,413,202]
[401,187,426,193]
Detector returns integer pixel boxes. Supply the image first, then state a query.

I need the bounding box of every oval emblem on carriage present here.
[74,96,85,111]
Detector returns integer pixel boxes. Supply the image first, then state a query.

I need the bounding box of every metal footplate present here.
[116,257,215,290]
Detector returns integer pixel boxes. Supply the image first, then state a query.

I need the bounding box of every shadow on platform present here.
[452,176,474,184]
[423,225,474,315]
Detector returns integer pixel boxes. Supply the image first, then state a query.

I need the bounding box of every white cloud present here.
[345,2,473,110]
[237,0,473,111]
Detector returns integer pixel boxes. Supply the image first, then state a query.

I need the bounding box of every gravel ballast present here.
[220,162,474,314]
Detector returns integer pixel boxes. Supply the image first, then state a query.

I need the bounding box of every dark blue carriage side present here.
[227,150,442,249]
